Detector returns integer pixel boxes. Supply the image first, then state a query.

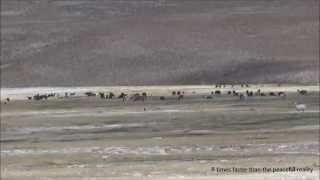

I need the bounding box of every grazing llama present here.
[295,103,306,112]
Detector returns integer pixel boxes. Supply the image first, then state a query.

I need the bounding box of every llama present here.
[215,90,221,95]
[297,89,308,96]
[295,103,306,112]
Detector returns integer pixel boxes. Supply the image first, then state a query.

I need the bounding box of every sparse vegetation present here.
[1,85,319,179]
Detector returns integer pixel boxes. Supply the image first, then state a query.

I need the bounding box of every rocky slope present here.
[1,0,319,87]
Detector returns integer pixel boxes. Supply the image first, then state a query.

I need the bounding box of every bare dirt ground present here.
[0,85,319,179]
[1,0,318,86]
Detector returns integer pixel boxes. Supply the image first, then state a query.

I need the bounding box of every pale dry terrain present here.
[1,85,319,179]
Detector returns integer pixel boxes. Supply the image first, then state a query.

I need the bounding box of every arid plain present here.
[1,0,319,179]
[1,84,319,179]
